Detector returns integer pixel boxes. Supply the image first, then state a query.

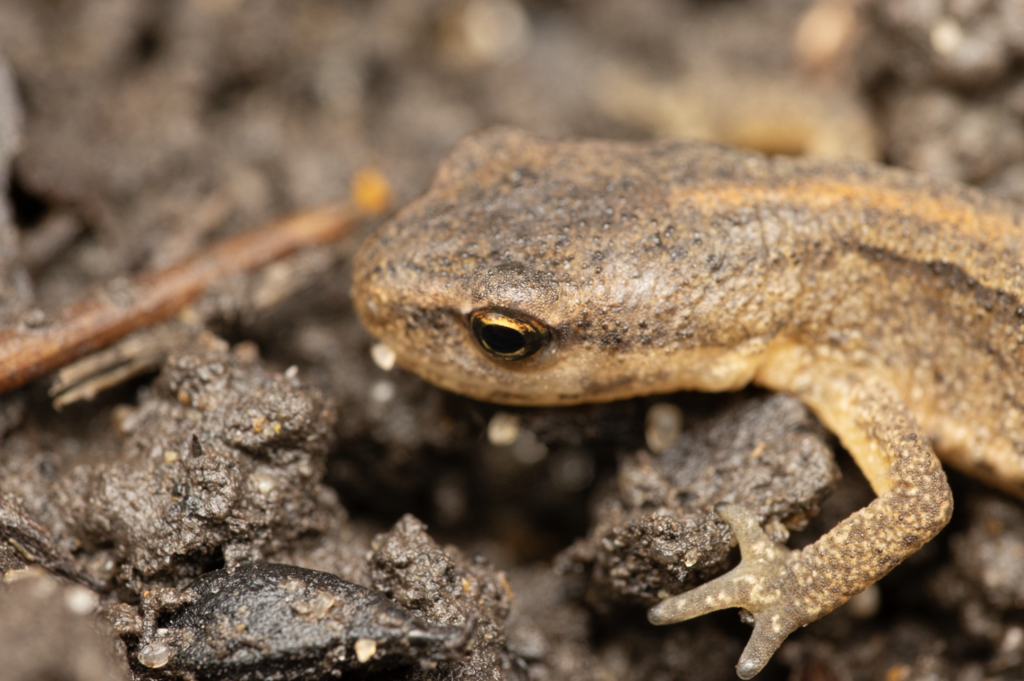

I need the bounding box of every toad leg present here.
[648,370,953,679]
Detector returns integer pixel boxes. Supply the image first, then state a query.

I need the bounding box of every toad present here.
[353,128,1024,678]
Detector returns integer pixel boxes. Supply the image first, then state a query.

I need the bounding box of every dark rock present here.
[138,563,472,681]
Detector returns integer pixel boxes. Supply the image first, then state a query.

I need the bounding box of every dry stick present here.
[0,203,362,395]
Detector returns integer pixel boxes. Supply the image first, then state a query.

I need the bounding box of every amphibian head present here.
[353,128,779,405]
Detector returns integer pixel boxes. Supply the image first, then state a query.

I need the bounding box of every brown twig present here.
[0,202,363,395]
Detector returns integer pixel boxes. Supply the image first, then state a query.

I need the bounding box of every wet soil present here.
[1,1,1024,680]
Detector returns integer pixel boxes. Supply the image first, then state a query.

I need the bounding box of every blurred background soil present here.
[1,1,1024,680]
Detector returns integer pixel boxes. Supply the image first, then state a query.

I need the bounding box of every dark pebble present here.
[137,563,473,681]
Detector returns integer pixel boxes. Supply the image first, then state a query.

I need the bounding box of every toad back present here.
[353,128,1024,678]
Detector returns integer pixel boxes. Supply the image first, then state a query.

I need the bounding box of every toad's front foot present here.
[648,504,811,679]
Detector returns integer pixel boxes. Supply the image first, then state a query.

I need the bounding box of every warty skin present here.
[353,127,1024,677]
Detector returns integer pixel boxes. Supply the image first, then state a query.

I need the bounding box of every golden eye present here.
[469,309,549,361]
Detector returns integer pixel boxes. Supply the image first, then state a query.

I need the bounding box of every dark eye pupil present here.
[469,309,549,361]
[481,324,526,355]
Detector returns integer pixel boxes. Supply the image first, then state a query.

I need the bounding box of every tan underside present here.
[754,339,894,495]
[755,337,1024,500]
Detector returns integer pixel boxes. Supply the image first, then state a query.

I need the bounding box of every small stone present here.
[487,411,520,446]
[64,586,99,615]
[137,642,173,668]
[931,18,964,56]
[253,471,276,494]
[370,376,397,403]
[845,583,881,620]
[354,637,377,663]
[645,402,684,454]
[370,343,397,371]
[370,380,396,403]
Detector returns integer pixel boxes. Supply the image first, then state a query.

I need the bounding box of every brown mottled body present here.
[353,128,1023,677]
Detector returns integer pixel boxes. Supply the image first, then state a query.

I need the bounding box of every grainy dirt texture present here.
[1,1,1023,680]
[560,395,839,606]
